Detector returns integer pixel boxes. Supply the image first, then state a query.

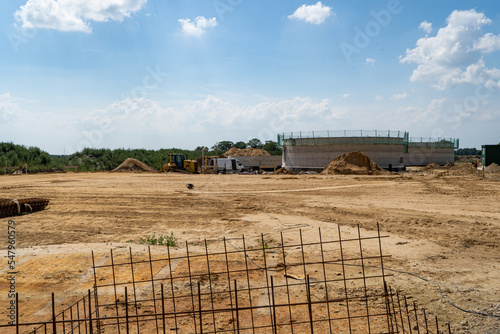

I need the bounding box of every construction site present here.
[279,130,458,171]
[1,142,500,333]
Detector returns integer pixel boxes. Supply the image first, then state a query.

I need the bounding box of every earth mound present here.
[320,151,385,175]
[112,158,156,172]
[422,163,441,171]
[485,163,500,173]
[225,147,271,156]
[272,167,296,175]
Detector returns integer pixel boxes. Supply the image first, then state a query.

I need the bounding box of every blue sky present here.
[1,0,500,154]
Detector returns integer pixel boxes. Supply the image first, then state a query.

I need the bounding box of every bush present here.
[139,233,177,247]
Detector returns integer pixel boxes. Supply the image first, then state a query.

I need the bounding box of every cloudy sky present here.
[1,0,500,154]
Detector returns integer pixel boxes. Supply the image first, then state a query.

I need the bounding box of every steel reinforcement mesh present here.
[0,198,50,218]
[1,224,453,333]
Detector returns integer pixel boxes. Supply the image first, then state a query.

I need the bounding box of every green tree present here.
[194,146,208,153]
[233,141,247,149]
[262,140,282,155]
[247,138,263,149]
[215,141,234,153]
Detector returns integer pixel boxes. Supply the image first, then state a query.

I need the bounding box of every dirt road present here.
[0,171,499,333]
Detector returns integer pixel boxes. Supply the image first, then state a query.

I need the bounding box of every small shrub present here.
[139,233,177,247]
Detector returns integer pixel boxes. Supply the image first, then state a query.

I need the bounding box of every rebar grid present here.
[1,224,454,333]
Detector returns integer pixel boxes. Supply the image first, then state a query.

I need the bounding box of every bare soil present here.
[0,171,499,333]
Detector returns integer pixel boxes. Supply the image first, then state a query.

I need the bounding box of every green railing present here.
[277,131,458,149]
[408,137,459,149]
[278,130,406,147]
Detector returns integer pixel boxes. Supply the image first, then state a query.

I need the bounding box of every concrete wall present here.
[282,144,405,169]
[228,156,282,169]
[281,136,456,169]
[405,147,455,166]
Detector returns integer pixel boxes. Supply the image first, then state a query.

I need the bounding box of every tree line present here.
[454,148,482,156]
[0,138,282,173]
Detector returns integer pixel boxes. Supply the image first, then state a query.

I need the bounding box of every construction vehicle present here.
[159,154,198,173]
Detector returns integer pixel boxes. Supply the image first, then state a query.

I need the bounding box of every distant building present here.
[278,130,458,171]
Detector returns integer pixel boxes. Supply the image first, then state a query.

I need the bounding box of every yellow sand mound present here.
[320,151,385,175]
[112,158,156,172]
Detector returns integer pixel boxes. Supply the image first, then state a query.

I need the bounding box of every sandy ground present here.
[0,171,499,333]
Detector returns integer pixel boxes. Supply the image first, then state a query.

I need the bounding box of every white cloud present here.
[390,92,408,100]
[178,16,217,36]
[74,95,346,148]
[401,9,500,90]
[375,95,383,101]
[0,93,21,123]
[15,0,147,33]
[366,58,375,66]
[342,93,351,98]
[288,2,333,25]
[413,98,445,126]
[419,21,432,34]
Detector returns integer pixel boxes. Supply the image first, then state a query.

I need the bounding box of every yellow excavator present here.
[159,154,198,173]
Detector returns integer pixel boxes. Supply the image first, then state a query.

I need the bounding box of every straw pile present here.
[225,148,270,156]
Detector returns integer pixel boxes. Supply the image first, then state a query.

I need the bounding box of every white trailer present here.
[208,158,244,172]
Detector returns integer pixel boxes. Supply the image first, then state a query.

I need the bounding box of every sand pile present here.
[485,163,500,173]
[422,163,441,171]
[320,151,385,175]
[225,147,271,156]
[112,158,156,172]
[272,167,296,175]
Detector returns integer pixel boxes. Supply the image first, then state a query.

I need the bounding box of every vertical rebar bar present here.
[387,285,397,333]
[222,237,236,334]
[317,228,332,334]
[76,299,82,334]
[91,251,100,332]
[306,275,314,334]
[242,235,256,334]
[270,276,277,334]
[125,287,129,334]
[204,239,217,333]
[376,222,391,332]
[88,290,93,334]
[396,291,405,333]
[413,302,420,334]
[299,230,307,282]
[69,305,73,334]
[435,316,440,334]
[423,308,429,334]
[147,246,160,334]
[185,241,199,334]
[198,282,203,334]
[280,232,294,334]
[234,279,240,334]
[161,284,166,334]
[128,247,140,333]
[337,225,352,333]
[260,233,274,328]
[110,249,121,334]
[52,293,57,334]
[62,311,65,334]
[357,225,372,334]
[404,296,413,334]
[166,244,179,334]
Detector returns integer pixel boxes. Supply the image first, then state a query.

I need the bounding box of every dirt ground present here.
[0,170,499,333]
